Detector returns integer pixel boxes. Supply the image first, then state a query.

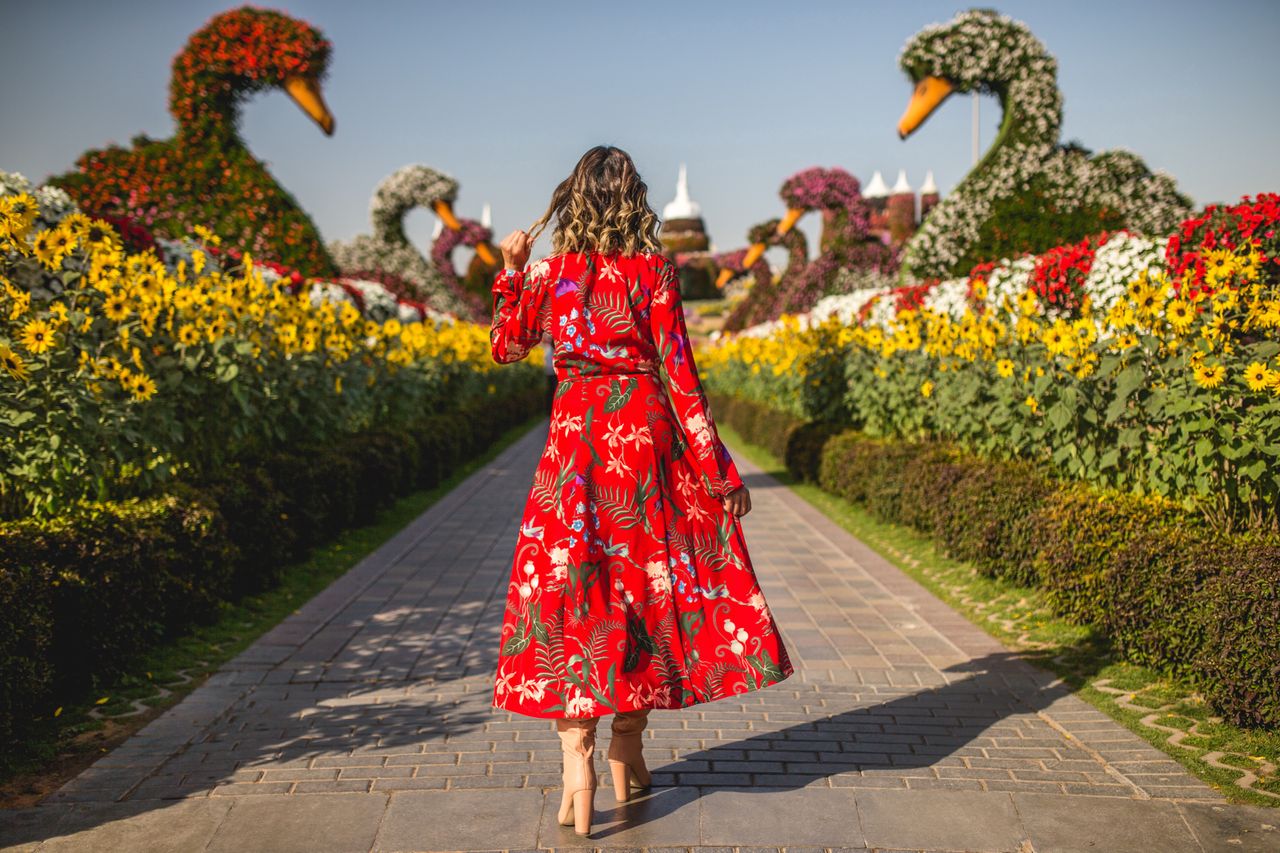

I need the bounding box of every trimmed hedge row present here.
[709,392,1280,729]
[0,385,543,751]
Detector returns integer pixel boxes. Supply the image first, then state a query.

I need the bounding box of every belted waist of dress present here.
[558,370,661,383]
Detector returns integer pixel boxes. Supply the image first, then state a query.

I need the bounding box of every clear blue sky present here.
[4,0,1278,264]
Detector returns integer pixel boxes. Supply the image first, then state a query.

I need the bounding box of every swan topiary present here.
[897,8,1193,280]
[49,6,340,277]
[328,165,497,320]
[718,167,897,330]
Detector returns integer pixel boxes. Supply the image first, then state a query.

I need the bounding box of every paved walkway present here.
[2,419,1275,852]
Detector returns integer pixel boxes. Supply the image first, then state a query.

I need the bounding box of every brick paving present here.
[2,418,1276,852]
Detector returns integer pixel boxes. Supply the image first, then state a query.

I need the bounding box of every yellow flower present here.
[1115,332,1139,350]
[920,380,934,398]
[971,279,989,301]
[1166,299,1193,333]
[1203,248,1235,287]
[177,323,200,346]
[0,344,29,380]
[1244,361,1274,392]
[127,371,158,402]
[1193,362,1225,389]
[1017,289,1039,316]
[102,289,130,323]
[996,359,1014,378]
[33,230,60,269]
[1024,395,1039,414]
[20,318,55,354]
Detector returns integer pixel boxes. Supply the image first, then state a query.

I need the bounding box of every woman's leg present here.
[607,709,652,801]
[556,716,599,834]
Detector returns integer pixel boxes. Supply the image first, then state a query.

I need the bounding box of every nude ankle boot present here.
[555,717,598,835]
[607,709,652,802]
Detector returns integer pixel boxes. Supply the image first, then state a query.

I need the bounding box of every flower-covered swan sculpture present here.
[897,8,1193,280]
[719,167,898,331]
[329,165,498,320]
[49,6,340,277]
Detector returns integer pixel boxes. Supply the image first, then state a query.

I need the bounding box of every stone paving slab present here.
[2,418,1275,852]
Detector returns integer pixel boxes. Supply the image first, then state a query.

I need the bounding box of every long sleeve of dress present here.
[490,261,551,364]
[648,257,745,499]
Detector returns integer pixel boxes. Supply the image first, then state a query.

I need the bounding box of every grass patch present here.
[719,422,1280,807]
[0,413,544,807]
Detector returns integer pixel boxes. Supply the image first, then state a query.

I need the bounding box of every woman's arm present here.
[490,250,552,364]
[648,256,746,501]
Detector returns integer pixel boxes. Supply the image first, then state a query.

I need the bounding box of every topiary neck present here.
[372,201,414,246]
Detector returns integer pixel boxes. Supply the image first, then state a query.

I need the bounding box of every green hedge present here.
[710,391,1280,729]
[0,385,543,750]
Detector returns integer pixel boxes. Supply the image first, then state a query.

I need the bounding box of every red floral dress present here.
[489,250,794,718]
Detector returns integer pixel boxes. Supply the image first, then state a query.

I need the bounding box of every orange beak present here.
[283,75,335,136]
[432,199,462,231]
[777,207,804,236]
[475,242,498,266]
[715,267,735,289]
[898,76,954,139]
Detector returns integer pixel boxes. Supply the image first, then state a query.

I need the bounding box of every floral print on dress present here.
[489,250,793,717]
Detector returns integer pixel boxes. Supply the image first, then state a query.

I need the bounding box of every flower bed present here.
[1,175,533,519]
[703,196,1280,528]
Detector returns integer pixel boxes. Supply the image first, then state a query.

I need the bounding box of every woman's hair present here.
[528,146,664,256]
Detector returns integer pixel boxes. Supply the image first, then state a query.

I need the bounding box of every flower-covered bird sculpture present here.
[49,6,340,277]
[896,8,1193,280]
[719,167,898,331]
[329,165,498,320]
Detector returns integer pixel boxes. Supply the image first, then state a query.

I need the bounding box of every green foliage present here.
[712,392,1280,729]
[956,170,1129,279]
[0,384,544,751]
[1200,540,1280,728]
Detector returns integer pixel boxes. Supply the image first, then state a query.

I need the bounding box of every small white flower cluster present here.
[921,277,971,320]
[329,164,474,316]
[985,255,1038,315]
[810,288,885,326]
[1081,232,1167,315]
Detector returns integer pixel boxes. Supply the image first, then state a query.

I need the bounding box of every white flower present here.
[515,677,552,702]
[566,688,596,717]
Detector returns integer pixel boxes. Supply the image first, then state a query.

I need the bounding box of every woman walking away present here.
[488,146,794,836]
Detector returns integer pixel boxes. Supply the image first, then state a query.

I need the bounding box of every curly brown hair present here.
[528,146,664,257]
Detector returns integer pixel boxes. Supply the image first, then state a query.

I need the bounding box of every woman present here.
[489,146,793,836]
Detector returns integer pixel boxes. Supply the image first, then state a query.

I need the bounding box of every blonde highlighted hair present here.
[528,146,665,257]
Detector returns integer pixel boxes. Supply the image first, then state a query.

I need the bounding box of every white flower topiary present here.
[897,9,1192,280]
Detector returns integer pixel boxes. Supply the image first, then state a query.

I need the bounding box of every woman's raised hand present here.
[499,230,533,271]
[722,485,751,517]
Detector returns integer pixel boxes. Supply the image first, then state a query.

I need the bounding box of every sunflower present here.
[33,230,60,269]
[177,323,200,346]
[0,344,28,380]
[1024,395,1039,414]
[1166,299,1194,333]
[1244,361,1275,392]
[1204,248,1236,287]
[102,289,130,323]
[1016,289,1039,316]
[1193,362,1226,389]
[920,380,934,398]
[1114,332,1139,350]
[996,359,1014,378]
[128,371,158,402]
[49,226,76,258]
[20,318,55,354]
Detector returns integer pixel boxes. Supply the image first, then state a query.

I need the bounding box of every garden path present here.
[2,419,1275,852]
